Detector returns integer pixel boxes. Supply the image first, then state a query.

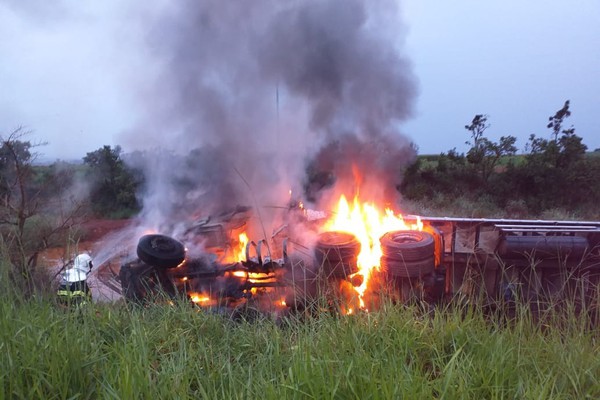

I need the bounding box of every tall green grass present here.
[1,288,599,399]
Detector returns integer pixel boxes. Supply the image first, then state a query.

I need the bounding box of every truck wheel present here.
[380,230,434,262]
[380,230,435,278]
[137,234,186,269]
[315,231,361,260]
[380,256,435,278]
[314,231,361,278]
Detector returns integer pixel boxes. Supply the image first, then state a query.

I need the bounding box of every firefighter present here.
[57,253,93,306]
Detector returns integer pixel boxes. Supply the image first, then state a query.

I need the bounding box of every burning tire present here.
[137,234,186,269]
[314,231,361,278]
[380,230,435,278]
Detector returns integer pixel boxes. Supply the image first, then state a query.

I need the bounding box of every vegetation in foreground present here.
[2,99,600,398]
[2,277,599,399]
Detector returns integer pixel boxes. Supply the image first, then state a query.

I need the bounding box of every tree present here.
[518,100,593,211]
[0,129,39,279]
[0,128,87,296]
[464,115,517,184]
[547,100,571,142]
[527,100,586,168]
[465,115,490,146]
[83,145,141,217]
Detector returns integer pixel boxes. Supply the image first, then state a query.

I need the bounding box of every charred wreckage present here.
[115,204,600,318]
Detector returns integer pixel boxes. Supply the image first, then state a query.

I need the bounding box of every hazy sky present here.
[1,0,599,160]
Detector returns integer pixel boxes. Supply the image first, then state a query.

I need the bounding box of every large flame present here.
[323,194,422,309]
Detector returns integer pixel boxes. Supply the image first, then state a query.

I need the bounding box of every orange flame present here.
[223,232,249,263]
[189,293,211,303]
[323,194,422,309]
[236,232,249,261]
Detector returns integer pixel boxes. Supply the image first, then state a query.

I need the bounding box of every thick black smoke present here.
[126,0,418,233]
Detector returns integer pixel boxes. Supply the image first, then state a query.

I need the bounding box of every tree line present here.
[400,100,600,218]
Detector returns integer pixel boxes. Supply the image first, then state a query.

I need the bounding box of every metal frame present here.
[406,217,600,298]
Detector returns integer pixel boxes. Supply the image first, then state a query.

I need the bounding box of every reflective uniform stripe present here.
[57,290,88,297]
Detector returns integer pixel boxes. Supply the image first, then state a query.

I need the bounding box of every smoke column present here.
[124,0,418,234]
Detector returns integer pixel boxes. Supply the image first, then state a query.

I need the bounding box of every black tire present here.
[315,232,361,258]
[381,256,435,278]
[314,231,361,278]
[316,256,359,278]
[380,230,434,262]
[137,234,186,269]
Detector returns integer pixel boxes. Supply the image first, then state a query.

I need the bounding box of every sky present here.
[1,0,599,161]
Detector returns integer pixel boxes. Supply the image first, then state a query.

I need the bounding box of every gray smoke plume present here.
[124,0,418,236]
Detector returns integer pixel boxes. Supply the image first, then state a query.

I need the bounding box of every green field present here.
[2,290,599,399]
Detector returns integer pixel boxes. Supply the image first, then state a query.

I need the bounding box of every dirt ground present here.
[80,218,133,242]
[40,219,132,264]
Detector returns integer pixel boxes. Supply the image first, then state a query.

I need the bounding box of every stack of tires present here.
[379,230,435,279]
[314,231,361,278]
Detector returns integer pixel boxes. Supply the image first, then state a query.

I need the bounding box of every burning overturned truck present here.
[101,0,600,318]
[116,197,600,317]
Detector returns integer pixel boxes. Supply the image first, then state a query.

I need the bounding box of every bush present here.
[83,145,142,218]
